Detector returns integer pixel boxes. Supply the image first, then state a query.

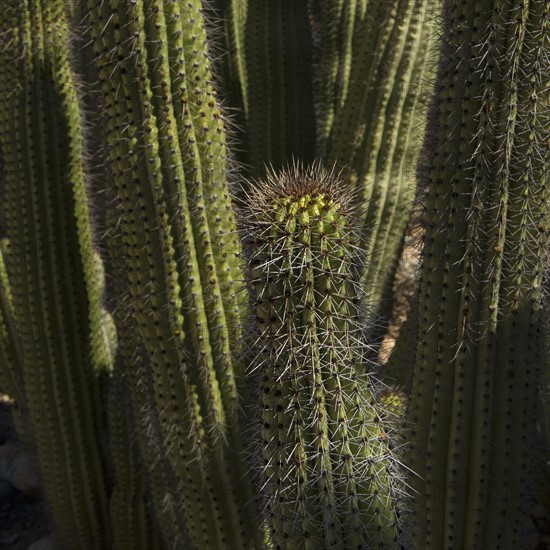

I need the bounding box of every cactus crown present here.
[242,162,355,217]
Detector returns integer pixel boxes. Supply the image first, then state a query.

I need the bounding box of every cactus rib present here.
[404,1,550,547]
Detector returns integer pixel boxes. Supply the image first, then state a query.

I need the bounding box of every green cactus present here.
[0,1,113,546]
[0,1,548,549]
[319,0,438,330]
[104,201,192,549]
[0,240,24,416]
[212,0,318,176]
[86,1,260,548]
[106,354,160,550]
[241,163,400,549]
[403,1,550,548]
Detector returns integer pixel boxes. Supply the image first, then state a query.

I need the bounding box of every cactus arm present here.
[425,3,504,545]
[315,0,362,151]
[220,0,317,175]
[453,3,529,545]
[87,2,261,547]
[315,0,439,328]
[403,1,550,547]
[86,4,212,545]
[107,357,154,550]
[363,9,435,319]
[171,0,246,414]
[243,165,399,548]
[87,2,217,546]
[484,2,550,543]
[0,1,113,547]
[0,239,39,446]
[319,0,395,165]
[105,201,192,549]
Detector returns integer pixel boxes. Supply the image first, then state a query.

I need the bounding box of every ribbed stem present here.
[107,346,157,550]
[403,1,550,548]
[105,201,192,550]
[87,1,260,547]
[213,0,317,176]
[0,1,112,547]
[0,239,25,408]
[315,0,439,328]
[242,164,399,549]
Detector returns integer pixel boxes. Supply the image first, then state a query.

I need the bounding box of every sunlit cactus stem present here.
[241,163,401,549]
[86,1,260,547]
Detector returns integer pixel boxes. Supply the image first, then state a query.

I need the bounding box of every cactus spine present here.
[0,1,113,547]
[404,1,550,548]
[242,164,400,549]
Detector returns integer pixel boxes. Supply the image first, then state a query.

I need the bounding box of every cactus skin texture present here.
[315,0,439,332]
[241,163,400,549]
[0,1,113,547]
[104,202,192,550]
[404,1,550,548]
[105,334,156,550]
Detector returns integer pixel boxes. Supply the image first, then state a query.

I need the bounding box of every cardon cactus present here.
[0,1,548,550]
[240,164,401,548]
[403,1,550,548]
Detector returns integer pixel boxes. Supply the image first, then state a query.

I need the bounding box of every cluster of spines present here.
[403,1,550,548]
[86,1,260,548]
[0,1,113,547]
[241,164,401,549]
[211,0,438,338]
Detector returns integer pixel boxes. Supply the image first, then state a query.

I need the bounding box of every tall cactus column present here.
[213,0,317,175]
[314,0,438,327]
[241,164,400,549]
[0,1,113,548]
[403,1,550,548]
[87,1,261,548]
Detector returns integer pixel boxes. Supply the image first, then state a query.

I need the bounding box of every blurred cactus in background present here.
[0,1,547,549]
